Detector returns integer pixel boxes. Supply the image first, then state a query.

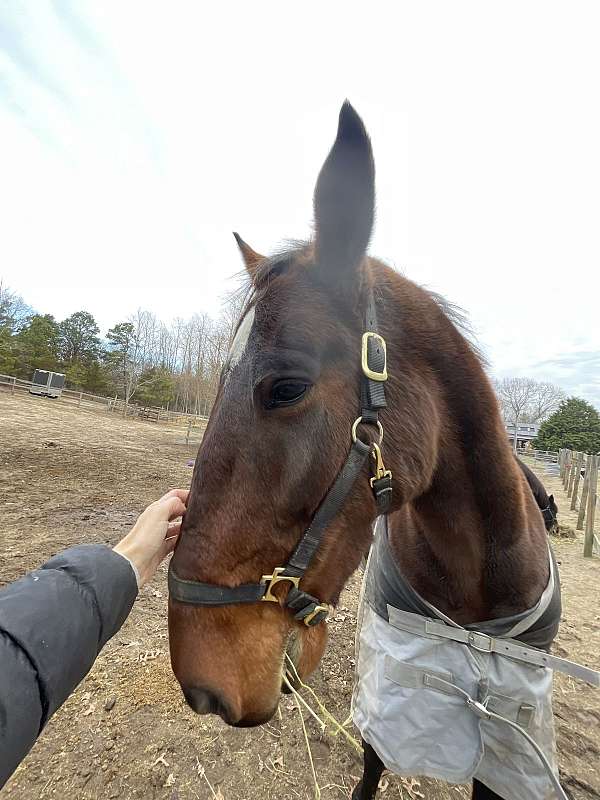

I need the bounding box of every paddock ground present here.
[1,392,599,800]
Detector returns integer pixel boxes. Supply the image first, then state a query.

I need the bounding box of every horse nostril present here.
[182,686,211,714]
[181,686,236,722]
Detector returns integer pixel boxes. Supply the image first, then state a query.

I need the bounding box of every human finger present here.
[165,520,182,540]
[160,532,180,558]
[159,488,189,505]
[152,495,186,522]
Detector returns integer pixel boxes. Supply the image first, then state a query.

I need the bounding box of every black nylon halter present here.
[541,504,557,531]
[168,287,392,626]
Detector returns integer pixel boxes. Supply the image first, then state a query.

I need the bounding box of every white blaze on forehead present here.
[227,305,256,368]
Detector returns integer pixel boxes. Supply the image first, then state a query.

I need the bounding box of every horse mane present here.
[426,288,488,366]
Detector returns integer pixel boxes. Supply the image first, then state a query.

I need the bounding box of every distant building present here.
[505,422,540,449]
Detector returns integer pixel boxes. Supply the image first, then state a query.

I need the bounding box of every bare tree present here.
[494,377,567,451]
[529,381,566,422]
[106,310,159,414]
[494,377,539,452]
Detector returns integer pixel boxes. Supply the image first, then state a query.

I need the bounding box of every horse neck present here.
[377,271,549,623]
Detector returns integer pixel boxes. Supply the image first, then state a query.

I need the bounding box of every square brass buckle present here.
[260,567,300,603]
[361,332,388,381]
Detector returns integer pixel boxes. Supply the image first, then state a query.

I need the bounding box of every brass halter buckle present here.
[261,568,329,627]
[303,604,330,627]
[260,567,300,603]
[361,331,388,381]
[370,442,392,487]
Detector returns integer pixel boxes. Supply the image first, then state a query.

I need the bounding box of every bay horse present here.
[168,103,556,800]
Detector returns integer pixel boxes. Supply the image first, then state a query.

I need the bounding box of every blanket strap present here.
[422,620,600,687]
[421,673,569,800]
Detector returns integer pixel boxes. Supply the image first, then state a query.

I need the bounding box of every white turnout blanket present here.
[352,518,599,800]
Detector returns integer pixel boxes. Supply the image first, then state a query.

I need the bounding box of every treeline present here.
[5,280,595,440]
[493,377,600,451]
[0,280,243,413]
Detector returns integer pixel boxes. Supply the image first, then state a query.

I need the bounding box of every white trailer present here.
[29,370,66,398]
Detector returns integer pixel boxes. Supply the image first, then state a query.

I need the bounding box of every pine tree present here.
[14,315,61,378]
[0,282,29,374]
[58,311,101,365]
[135,367,175,407]
[533,398,600,453]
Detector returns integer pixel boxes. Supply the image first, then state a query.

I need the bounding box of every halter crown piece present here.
[168,287,392,626]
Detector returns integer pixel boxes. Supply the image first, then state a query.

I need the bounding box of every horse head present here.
[168,103,447,725]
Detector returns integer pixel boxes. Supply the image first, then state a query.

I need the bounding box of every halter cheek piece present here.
[168,288,392,627]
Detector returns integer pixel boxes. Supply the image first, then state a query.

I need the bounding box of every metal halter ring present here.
[351,416,384,445]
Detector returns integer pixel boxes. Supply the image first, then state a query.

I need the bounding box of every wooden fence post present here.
[570,452,584,510]
[559,449,565,479]
[186,417,192,445]
[562,450,572,490]
[78,391,83,407]
[583,455,598,558]
[567,452,579,498]
[11,376,16,393]
[568,451,575,497]
[577,454,592,530]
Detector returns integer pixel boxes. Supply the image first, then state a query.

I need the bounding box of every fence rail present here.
[0,373,209,428]
[526,449,559,463]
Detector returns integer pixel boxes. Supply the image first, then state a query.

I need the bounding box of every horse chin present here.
[230,706,280,728]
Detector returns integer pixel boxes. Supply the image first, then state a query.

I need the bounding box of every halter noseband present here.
[168,287,392,627]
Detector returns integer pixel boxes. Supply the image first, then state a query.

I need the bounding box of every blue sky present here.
[0,1,599,406]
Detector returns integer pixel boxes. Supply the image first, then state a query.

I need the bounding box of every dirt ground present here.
[1,392,599,800]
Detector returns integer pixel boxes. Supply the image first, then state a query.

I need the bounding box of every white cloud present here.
[0,1,598,403]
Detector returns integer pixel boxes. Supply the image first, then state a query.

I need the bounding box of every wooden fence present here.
[0,373,209,429]
[558,448,599,558]
[523,449,559,464]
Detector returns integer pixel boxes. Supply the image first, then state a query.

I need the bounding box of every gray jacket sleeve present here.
[0,545,138,788]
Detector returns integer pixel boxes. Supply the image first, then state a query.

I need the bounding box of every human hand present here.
[114,489,189,588]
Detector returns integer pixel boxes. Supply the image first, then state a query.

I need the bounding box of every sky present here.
[0,1,599,406]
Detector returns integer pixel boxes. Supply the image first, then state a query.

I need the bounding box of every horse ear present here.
[313,102,375,281]
[549,494,554,502]
[233,232,265,279]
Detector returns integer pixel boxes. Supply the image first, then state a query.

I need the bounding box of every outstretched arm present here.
[0,489,188,788]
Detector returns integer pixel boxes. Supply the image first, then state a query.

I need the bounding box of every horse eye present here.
[268,381,309,408]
